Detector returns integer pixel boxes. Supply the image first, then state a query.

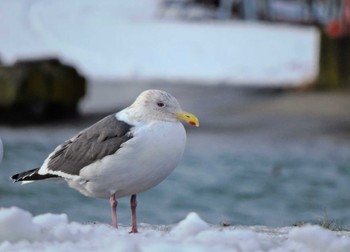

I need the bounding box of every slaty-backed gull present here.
[11,89,199,233]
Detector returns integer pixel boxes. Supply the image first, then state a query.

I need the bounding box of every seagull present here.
[11,89,199,233]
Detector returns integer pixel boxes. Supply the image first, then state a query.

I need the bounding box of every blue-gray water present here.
[1,88,350,228]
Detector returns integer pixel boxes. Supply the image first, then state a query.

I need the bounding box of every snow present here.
[171,212,210,238]
[1,207,350,252]
[0,0,319,86]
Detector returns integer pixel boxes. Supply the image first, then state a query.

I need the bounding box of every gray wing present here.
[46,114,133,176]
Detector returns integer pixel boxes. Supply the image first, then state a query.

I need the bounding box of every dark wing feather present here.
[47,114,133,176]
[11,168,58,182]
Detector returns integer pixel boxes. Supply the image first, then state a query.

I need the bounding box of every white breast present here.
[68,121,187,199]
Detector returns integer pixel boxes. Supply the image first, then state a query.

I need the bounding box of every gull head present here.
[129,89,199,127]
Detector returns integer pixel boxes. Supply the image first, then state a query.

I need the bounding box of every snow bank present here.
[0,0,319,86]
[1,207,350,252]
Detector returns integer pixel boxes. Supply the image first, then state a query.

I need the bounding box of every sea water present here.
[1,124,350,228]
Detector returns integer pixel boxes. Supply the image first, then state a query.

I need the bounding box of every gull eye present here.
[157,102,165,108]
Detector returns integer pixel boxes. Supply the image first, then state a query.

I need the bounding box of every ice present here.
[1,207,350,252]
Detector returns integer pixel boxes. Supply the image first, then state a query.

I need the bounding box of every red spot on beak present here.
[189,121,196,126]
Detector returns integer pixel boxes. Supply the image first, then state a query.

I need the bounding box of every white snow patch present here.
[0,207,40,243]
[0,0,319,87]
[286,225,350,252]
[1,207,350,252]
[171,212,210,238]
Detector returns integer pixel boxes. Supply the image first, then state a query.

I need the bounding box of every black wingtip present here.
[11,173,25,183]
[11,168,40,183]
[11,174,19,182]
[11,168,59,183]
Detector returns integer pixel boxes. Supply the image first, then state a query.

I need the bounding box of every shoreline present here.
[1,82,350,141]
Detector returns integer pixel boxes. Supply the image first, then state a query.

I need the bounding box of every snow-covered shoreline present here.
[1,207,350,252]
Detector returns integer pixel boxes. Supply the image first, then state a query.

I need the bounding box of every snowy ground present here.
[1,207,350,252]
[0,0,319,86]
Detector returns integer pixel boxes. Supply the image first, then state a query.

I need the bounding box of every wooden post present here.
[317,0,350,89]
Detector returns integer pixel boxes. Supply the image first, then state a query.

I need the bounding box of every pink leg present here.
[110,194,118,228]
[129,194,138,233]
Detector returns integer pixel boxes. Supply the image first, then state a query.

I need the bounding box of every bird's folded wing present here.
[46,114,133,176]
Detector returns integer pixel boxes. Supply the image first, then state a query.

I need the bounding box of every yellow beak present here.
[175,112,199,127]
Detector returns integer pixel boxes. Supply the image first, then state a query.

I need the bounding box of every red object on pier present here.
[326,20,343,38]
[325,0,350,38]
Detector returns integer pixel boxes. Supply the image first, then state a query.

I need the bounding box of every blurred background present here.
[0,0,350,228]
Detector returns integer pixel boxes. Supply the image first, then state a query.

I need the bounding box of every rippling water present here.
[1,86,350,227]
[1,124,350,228]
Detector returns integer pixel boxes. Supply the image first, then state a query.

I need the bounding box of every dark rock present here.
[0,58,86,123]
